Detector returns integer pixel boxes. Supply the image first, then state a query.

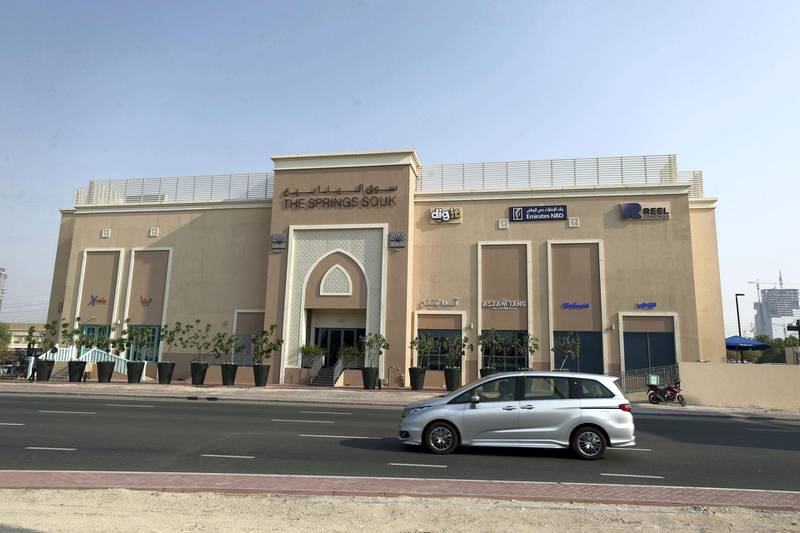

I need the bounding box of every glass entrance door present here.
[315,328,365,366]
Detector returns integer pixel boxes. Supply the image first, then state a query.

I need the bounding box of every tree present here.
[554,332,582,371]
[251,325,283,365]
[409,334,436,368]
[477,329,503,370]
[0,323,10,354]
[439,335,473,369]
[211,332,246,364]
[361,332,390,368]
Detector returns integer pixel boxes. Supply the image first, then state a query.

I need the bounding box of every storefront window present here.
[481,330,528,371]
[417,329,461,370]
[80,325,110,355]
[127,325,161,362]
[553,331,603,374]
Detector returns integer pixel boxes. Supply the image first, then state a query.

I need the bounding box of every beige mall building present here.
[47,150,724,387]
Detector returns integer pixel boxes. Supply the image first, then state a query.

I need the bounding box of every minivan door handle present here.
[502,406,517,411]
[520,405,535,410]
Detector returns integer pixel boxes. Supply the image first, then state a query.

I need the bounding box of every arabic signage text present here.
[510,205,567,222]
[429,207,462,224]
[419,297,460,309]
[282,184,398,210]
[620,202,671,220]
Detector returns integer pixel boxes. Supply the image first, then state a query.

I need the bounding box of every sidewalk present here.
[0,470,798,511]
[1,380,799,419]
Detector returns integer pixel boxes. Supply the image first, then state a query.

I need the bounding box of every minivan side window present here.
[578,379,614,399]
[523,377,570,400]
[452,377,518,403]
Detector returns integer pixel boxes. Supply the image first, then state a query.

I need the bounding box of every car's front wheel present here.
[423,421,459,454]
[571,426,606,460]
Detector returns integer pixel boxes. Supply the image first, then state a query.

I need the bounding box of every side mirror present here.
[470,394,481,404]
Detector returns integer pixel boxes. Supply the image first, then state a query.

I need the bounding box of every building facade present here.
[754,283,800,338]
[47,150,725,386]
[0,267,7,315]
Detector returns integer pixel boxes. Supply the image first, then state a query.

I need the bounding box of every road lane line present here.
[300,434,382,440]
[0,423,24,426]
[106,404,155,409]
[25,447,77,451]
[388,463,447,469]
[271,419,334,424]
[37,410,95,415]
[608,448,652,452]
[747,428,800,433]
[601,473,664,479]
[201,454,255,459]
[299,411,352,415]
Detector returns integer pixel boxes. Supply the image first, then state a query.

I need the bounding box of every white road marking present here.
[300,434,382,440]
[0,423,24,426]
[37,410,95,415]
[747,428,800,433]
[388,463,447,469]
[601,473,664,479]
[271,419,334,424]
[25,447,77,451]
[106,404,155,409]
[299,411,352,416]
[201,454,255,459]
[608,448,652,452]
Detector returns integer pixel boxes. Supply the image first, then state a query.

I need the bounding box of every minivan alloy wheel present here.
[423,421,458,454]
[429,426,453,451]
[578,431,602,456]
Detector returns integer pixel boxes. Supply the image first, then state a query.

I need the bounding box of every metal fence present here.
[616,364,679,394]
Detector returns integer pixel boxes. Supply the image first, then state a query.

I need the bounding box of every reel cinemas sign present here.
[282,184,398,210]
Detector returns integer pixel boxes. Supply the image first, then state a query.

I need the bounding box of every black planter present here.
[67,361,87,382]
[190,362,208,386]
[480,367,498,378]
[443,367,461,391]
[126,361,145,383]
[36,359,55,381]
[253,364,270,387]
[408,367,426,390]
[361,367,379,390]
[157,362,175,384]
[96,361,115,383]
[221,363,238,386]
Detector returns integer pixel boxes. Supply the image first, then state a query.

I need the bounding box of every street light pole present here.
[735,293,745,363]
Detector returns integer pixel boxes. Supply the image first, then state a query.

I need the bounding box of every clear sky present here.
[1,0,798,335]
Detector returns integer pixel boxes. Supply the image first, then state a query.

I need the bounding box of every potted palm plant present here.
[157,322,182,384]
[361,333,389,390]
[182,320,213,385]
[440,335,473,391]
[477,329,503,377]
[212,331,246,386]
[408,335,434,390]
[251,325,282,386]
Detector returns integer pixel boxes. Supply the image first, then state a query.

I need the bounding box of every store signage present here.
[281,184,398,210]
[510,205,567,222]
[419,297,460,309]
[88,295,107,306]
[140,295,153,307]
[562,302,590,310]
[429,207,462,224]
[636,301,657,309]
[620,202,671,220]
[483,299,527,310]
[271,233,288,251]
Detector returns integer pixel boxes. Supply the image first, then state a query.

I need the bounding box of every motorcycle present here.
[647,379,686,407]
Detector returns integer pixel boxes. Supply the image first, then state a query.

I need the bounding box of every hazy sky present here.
[1,0,798,335]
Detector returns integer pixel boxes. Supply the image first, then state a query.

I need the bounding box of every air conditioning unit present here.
[100,228,111,239]
[498,218,509,229]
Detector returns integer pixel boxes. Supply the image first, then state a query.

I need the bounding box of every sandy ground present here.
[0,490,798,532]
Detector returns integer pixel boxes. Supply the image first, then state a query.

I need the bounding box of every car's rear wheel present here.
[571,426,606,460]
[423,421,459,454]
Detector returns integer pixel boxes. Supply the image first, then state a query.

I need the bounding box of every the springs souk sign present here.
[281,184,399,210]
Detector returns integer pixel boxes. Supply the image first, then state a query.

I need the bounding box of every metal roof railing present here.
[417,154,702,198]
[73,172,275,207]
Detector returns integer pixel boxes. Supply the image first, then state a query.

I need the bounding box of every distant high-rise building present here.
[753,271,800,337]
[0,267,6,315]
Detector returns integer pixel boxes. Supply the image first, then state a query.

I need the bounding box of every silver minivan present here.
[398,371,635,459]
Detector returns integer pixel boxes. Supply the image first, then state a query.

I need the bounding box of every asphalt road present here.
[0,393,798,491]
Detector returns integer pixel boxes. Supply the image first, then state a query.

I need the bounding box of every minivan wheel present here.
[571,426,606,460]
[423,421,459,454]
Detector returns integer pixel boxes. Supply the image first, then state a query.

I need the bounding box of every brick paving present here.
[0,471,797,510]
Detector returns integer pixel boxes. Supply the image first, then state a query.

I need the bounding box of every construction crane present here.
[748,271,798,302]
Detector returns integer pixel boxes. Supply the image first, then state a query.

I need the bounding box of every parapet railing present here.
[73,172,275,207]
[417,154,702,198]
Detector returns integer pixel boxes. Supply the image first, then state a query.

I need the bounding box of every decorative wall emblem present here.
[419,297,460,309]
[482,299,527,310]
[271,233,288,251]
[88,294,107,306]
[388,232,407,248]
[140,295,153,307]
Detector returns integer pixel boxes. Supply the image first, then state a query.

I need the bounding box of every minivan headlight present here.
[403,406,431,418]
